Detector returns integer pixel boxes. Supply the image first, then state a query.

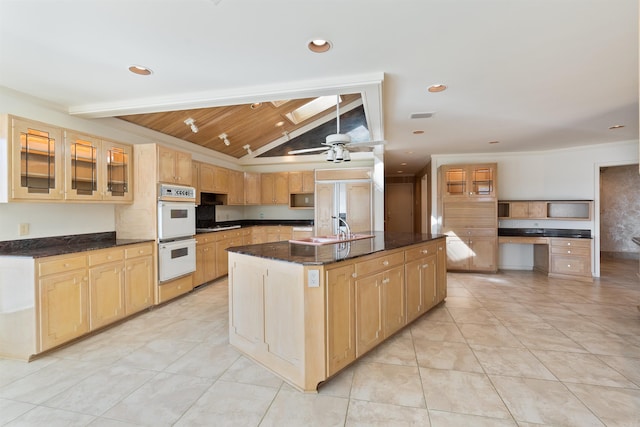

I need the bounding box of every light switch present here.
[308,269,320,287]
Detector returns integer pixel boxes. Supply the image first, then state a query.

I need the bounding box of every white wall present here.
[431,140,639,275]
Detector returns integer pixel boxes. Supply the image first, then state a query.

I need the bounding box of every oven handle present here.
[159,238,197,250]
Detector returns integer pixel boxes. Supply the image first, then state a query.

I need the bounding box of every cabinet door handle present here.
[351,273,357,278]
[382,278,390,284]
[567,250,571,254]
[422,264,429,269]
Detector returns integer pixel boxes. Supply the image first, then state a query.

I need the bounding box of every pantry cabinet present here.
[157,145,192,185]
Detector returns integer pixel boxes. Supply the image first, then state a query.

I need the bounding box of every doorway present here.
[594,161,640,277]
[385,182,414,232]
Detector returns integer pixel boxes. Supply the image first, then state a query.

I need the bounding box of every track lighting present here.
[184,117,198,133]
[243,144,252,155]
[218,133,230,146]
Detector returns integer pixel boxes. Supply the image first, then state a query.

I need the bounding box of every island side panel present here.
[228,252,326,392]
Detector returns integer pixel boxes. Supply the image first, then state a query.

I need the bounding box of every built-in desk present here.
[498,229,593,282]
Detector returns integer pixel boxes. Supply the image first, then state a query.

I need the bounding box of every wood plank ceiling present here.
[116,93,362,158]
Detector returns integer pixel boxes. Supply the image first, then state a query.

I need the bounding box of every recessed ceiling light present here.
[609,124,625,130]
[250,103,262,109]
[428,84,447,93]
[413,130,425,135]
[128,65,152,76]
[406,151,414,154]
[488,140,500,144]
[275,121,285,127]
[308,39,332,53]
[400,162,407,166]
[397,170,404,174]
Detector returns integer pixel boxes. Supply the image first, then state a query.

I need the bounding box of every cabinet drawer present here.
[158,274,193,303]
[551,255,591,276]
[356,251,404,277]
[88,248,124,266]
[38,255,87,276]
[550,245,590,256]
[125,243,154,259]
[499,236,549,245]
[196,233,216,244]
[551,238,591,248]
[404,242,437,262]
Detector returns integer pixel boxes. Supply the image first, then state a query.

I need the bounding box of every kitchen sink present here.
[289,234,375,246]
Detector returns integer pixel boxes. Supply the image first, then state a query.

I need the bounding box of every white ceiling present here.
[1,0,637,175]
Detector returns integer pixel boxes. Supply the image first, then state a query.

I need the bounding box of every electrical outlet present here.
[19,223,29,236]
[308,269,320,287]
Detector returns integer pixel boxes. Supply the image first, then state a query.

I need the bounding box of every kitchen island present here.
[226,231,447,392]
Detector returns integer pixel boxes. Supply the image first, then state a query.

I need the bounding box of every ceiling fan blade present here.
[346,139,387,148]
[288,146,331,155]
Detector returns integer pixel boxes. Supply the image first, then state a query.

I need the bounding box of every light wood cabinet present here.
[244,172,261,205]
[261,172,289,205]
[89,259,126,330]
[199,163,229,193]
[9,116,65,201]
[124,243,154,314]
[158,145,192,185]
[445,229,498,272]
[158,274,193,304]
[498,200,592,220]
[228,169,244,205]
[439,163,498,273]
[215,228,247,277]
[440,163,496,200]
[325,263,356,376]
[353,250,406,357]
[405,242,439,322]
[314,182,335,236]
[314,181,372,236]
[65,132,133,202]
[289,170,314,193]
[346,182,372,233]
[192,161,201,205]
[549,238,592,279]
[228,237,447,391]
[37,254,90,351]
[194,233,217,287]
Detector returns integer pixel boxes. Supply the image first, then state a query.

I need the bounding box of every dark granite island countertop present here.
[226,231,447,265]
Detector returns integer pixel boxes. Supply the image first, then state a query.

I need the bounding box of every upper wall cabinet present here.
[289,171,314,194]
[199,163,228,193]
[1,115,133,203]
[440,163,497,200]
[9,117,65,201]
[157,145,192,185]
[65,132,133,202]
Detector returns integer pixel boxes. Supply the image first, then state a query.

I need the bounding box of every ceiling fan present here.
[287,95,385,162]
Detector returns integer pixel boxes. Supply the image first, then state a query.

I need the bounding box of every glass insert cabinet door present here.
[12,117,64,200]
[443,167,467,197]
[471,166,494,196]
[103,140,132,202]
[65,132,101,200]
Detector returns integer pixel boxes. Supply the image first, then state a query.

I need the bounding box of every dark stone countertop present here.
[498,228,592,239]
[0,232,154,258]
[226,231,447,266]
[196,220,314,234]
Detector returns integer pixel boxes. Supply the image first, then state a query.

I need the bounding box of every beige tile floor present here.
[1,258,639,426]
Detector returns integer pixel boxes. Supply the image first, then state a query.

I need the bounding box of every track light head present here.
[218,133,230,146]
[184,117,198,133]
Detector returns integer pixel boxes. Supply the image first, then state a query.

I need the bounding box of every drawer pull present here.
[421,249,429,254]
[351,273,357,278]
[64,263,70,267]
[567,264,571,267]
[382,260,389,266]
[139,250,144,254]
[567,242,571,246]
[567,250,571,254]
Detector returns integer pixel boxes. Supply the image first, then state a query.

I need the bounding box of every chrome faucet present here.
[332,215,351,239]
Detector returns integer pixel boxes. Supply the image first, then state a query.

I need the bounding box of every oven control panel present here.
[158,184,196,201]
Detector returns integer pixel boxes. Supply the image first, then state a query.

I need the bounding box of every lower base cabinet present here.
[28,242,154,357]
[228,237,447,392]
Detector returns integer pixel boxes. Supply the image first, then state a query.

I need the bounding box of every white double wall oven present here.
[157,184,197,282]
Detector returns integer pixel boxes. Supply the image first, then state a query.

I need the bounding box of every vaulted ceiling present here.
[0,1,637,175]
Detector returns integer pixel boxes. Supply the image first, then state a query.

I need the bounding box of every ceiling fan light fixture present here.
[308,39,332,53]
[343,149,351,162]
[326,133,351,145]
[326,148,335,162]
